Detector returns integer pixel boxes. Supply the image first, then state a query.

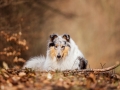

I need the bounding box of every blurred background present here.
[0,0,120,71]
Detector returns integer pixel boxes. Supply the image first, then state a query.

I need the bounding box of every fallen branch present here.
[79,62,120,72]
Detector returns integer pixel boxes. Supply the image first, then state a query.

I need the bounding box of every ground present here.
[0,68,120,90]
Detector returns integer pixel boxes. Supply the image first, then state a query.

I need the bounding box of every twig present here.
[78,62,120,72]
[100,63,106,69]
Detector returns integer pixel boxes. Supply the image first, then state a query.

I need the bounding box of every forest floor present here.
[0,68,120,90]
[0,31,120,90]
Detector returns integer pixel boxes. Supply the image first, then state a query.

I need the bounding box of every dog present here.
[23,34,87,71]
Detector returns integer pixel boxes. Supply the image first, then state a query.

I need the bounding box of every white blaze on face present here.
[49,45,70,60]
[49,35,70,61]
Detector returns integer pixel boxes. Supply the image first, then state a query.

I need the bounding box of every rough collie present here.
[23,34,87,71]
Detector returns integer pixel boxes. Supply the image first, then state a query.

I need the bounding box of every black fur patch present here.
[50,34,58,42]
[64,41,66,45]
[64,41,71,47]
[49,43,55,47]
[78,57,87,69]
[67,44,71,47]
[62,34,70,42]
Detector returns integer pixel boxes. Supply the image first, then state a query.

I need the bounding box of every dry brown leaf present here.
[2,62,9,69]
[19,72,26,77]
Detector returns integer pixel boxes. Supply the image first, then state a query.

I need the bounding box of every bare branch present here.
[79,62,120,72]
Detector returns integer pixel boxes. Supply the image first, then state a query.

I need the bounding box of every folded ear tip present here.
[50,34,57,37]
[49,34,58,42]
[68,34,70,38]
[63,34,70,36]
[62,34,70,42]
[63,34,70,37]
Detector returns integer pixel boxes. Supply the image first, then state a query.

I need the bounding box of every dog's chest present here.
[45,57,80,71]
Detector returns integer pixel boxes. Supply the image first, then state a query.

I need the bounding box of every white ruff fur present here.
[23,37,84,71]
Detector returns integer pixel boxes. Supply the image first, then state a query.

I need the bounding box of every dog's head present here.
[48,34,71,60]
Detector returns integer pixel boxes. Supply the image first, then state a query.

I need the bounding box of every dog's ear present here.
[50,34,58,42]
[62,34,70,42]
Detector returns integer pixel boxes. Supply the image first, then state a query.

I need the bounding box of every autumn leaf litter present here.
[0,68,120,90]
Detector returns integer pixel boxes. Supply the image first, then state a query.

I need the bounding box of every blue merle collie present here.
[23,34,87,71]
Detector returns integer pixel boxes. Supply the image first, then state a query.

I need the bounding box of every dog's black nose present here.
[57,55,61,58]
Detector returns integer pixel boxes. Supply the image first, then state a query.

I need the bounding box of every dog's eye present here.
[61,46,65,49]
[55,46,58,48]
